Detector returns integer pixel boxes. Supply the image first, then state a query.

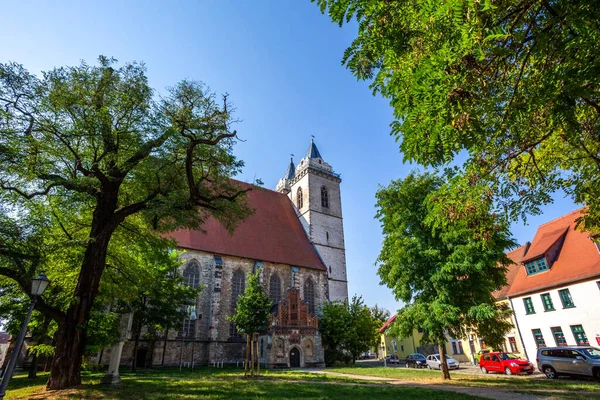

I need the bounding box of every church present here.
[110,139,348,369]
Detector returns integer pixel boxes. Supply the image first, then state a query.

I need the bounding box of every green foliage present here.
[315,0,600,233]
[376,171,514,359]
[370,304,390,328]
[0,56,253,387]
[229,271,272,336]
[319,296,380,366]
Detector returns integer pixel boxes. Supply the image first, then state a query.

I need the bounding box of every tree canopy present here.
[0,57,251,389]
[319,296,379,366]
[376,171,515,379]
[315,0,600,232]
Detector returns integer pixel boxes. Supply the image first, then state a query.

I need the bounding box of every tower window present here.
[326,231,329,241]
[297,187,303,209]
[321,186,329,208]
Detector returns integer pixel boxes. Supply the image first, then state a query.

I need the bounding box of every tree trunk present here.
[256,334,260,376]
[149,336,156,369]
[244,335,249,376]
[28,352,38,379]
[439,340,451,380]
[46,204,117,390]
[161,327,169,366]
[131,326,141,372]
[250,335,254,376]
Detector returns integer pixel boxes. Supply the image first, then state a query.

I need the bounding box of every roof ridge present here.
[537,207,585,228]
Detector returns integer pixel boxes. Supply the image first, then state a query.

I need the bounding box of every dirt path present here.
[303,370,561,400]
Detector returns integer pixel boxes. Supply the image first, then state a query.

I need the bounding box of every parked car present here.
[537,346,600,379]
[385,354,401,365]
[479,352,534,375]
[405,353,427,368]
[426,354,460,370]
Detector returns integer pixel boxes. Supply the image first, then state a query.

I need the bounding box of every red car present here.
[479,352,534,375]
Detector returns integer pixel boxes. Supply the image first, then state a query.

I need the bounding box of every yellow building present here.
[378,315,469,363]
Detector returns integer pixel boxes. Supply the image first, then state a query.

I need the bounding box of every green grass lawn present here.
[3,368,481,400]
[328,365,600,393]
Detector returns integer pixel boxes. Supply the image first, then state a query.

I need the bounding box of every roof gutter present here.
[507,272,600,298]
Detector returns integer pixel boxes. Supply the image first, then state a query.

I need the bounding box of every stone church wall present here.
[104,249,328,368]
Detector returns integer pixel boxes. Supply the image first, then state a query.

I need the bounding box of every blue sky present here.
[1,1,577,315]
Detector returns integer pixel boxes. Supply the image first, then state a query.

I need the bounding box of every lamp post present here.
[0,273,50,399]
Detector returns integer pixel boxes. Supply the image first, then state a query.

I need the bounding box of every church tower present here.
[276,139,349,301]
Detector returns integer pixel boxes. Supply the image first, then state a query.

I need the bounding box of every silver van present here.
[536,346,600,379]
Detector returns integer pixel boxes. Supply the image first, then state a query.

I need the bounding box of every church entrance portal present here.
[290,348,300,368]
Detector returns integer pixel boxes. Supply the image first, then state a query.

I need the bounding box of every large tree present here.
[0,57,251,389]
[319,296,379,365]
[315,0,600,232]
[376,171,515,379]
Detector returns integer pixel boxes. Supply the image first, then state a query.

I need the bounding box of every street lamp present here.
[0,273,51,399]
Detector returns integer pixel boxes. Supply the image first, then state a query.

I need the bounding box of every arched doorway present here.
[289,347,300,368]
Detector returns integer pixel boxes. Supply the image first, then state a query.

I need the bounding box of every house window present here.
[269,273,282,304]
[469,339,476,354]
[532,329,546,348]
[392,340,397,352]
[183,260,200,288]
[229,270,245,338]
[523,297,535,314]
[304,277,316,315]
[541,293,555,311]
[321,186,329,208]
[524,258,549,275]
[551,327,567,346]
[297,187,303,209]
[457,341,464,354]
[508,337,518,353]
[501,340,507,352]
[597,281,600,291]
[570,325,589,345]
[401,345,404,352]
[417,328,424,334]
[558,289,575,308]
[452,341,458,354]
[479,339,486,350]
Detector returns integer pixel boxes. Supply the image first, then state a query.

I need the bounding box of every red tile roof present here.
[493,244,528,299]
[507,209,600,297]
[168,181,326,271]
[379,314,397,333]
[520,227,568,263]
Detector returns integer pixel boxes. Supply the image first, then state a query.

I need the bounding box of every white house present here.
[507,209,600,361]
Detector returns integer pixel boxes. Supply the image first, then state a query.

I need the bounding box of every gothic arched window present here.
[304,277,315,315]
[229,269,245,338]
[269,273,282,304]
[321,186,329,208]
[183,260,200,288]
[297,187,303,209]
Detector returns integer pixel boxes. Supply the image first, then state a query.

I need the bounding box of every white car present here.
[426,354,460,370]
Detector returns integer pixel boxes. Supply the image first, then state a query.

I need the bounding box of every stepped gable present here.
[168,180,326,271]
[506,208,600,297]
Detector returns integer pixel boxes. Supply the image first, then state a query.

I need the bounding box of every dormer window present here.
[525,258,549,275]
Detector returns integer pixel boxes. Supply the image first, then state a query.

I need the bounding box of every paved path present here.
[301,369,558,400]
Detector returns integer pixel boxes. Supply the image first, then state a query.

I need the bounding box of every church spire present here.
[285,156,295,180]
[306,138,322,159]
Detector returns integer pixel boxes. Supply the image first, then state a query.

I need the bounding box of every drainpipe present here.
[508,297,529,360]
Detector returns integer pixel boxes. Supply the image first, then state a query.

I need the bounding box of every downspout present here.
[508,296,529,360]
